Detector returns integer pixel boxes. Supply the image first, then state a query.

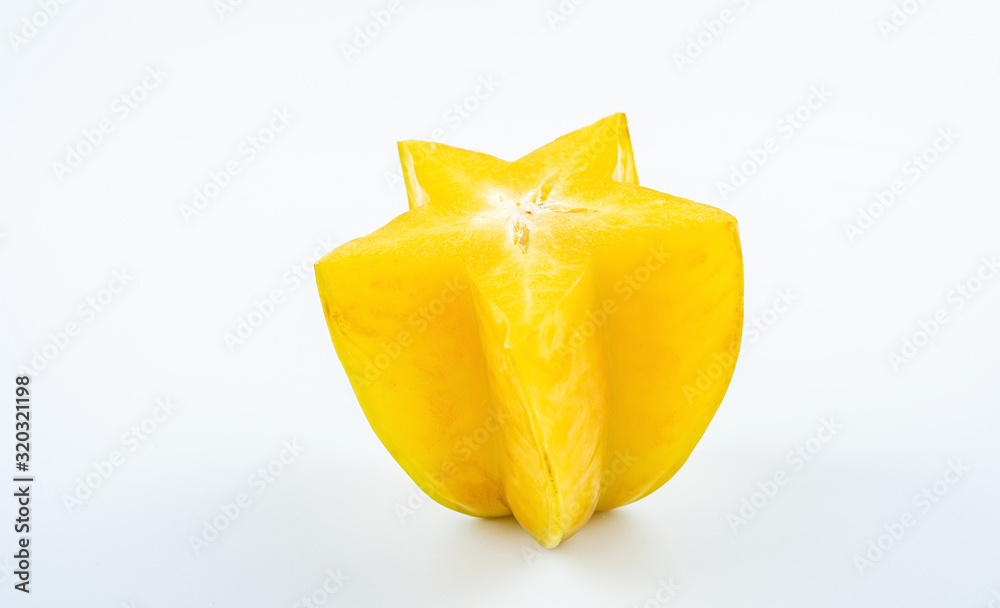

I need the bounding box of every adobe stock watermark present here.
[341,0,406,61]
[350,277,466,388]
[7,0,74,54]
[727,417,843,533]
[384,74,501,192]
[843,127,959,243]
[716,86,833,202]
[745,288,796,344]
[17,268,135,376]
[439,76,501,141]
[518,449,638,560]
[212,0,249,21]
[683,288,797,404]
[630,579,681,608]
[395,406,638,529]
[188,439,306,556]
[876,0,932,41]
[886,254,998,371]
[223,236,338,353]
[395,400,507,523]
[672,0,755,72]
[179,107,294,223]
[60,398,179,513]
[51,65,167,182]
[553,245,671,359]
[544,0,588,31]
[290,568,349,608]
[853,460,970,575]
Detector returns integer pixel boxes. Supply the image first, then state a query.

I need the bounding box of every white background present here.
[2,0,999,606]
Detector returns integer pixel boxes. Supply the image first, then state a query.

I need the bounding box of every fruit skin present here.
[315,114,743,548]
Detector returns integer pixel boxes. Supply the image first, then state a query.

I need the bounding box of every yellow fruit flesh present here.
[316,114,743,548]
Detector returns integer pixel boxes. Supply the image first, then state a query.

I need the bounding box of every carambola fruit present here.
[315,114,743,547]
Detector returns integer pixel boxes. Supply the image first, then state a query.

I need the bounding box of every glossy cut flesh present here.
[316,114,743,548]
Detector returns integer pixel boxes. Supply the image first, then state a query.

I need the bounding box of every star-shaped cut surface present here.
[316,114,743,547]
